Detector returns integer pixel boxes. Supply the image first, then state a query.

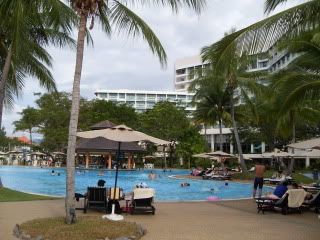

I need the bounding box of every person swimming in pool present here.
[180,182,190,187]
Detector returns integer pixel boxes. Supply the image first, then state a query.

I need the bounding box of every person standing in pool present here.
[253,160,265,198]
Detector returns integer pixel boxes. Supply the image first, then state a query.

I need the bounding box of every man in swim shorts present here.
[253,160,265,198]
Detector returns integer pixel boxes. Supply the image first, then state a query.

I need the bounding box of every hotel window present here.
[119,93,125,99]
[126,101,135,107]
[176,68,186,75]
[126,94,135,101]
[157,94,166,101]
[167,95,176,101]
[136,101,145,108]
[109,93,117,99]
[146,102,155,108]
[177,95,186,100]
[187,95,193,101]
[136,94,146,101]
[147,94,156,101]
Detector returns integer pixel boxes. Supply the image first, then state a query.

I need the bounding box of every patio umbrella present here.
[192,153,214,159]
[52,151,66,155]
[77,124,169,221]
[287,138,320,150]
[30,151,46,156]
[205,151,235,164]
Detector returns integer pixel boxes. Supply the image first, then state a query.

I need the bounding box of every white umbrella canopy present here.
[206,151,235,157]
[287,138,320,150]
[262,150,294,158]
[30,151,46,156]
[77,125,170,145]
[192,153,214,159]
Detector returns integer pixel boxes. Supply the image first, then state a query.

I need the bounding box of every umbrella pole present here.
[112,142,121,214]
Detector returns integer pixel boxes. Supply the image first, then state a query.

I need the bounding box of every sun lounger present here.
[303,191,320,213]
[210,174,231,181]
[256,193,289,214]
[84,187,108,213]
[131,188,155,215]
[256,189,306,215]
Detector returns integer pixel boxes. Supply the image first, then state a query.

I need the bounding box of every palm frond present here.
[110,1,167,67]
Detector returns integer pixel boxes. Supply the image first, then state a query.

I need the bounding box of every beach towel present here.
[133,188,155,199]
[109,188,122,200]
[287,189,307,208]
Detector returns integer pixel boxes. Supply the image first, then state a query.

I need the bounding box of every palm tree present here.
[65,0,206,224]
[270,28,320,110]
[190,70,231,152]
[0,0,76,127]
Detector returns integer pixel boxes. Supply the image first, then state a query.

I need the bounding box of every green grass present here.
[0,187,58,202]
[232,170,314,184]
[20,216,144,240]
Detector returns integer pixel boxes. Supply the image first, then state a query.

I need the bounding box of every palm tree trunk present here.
[218,118,223,151]
[0,47,13,128]
[230,92,247,173]
[288,112,296,174]
[65,13,87,224]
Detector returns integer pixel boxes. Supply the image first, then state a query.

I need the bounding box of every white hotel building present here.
[174,49,297,153]
[94,89,195,113]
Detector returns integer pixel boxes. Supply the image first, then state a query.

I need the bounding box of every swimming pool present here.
[0,166,272,201]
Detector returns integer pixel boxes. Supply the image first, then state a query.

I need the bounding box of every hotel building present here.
[94,89,195,113]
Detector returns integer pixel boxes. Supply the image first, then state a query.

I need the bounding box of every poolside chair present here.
[131,188,155,215]
[256,193,289,214]
[256,189,307,215]
[107,187,124,214]
[84,187,108,213]
[303,191,320,213]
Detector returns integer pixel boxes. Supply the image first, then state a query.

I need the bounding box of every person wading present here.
[253,160,265,198]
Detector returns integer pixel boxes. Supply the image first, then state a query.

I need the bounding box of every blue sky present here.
[4,0,303,137]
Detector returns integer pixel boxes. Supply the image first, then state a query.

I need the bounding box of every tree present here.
[65,0,205,223]
[79,99,139,130]
[190,69,231,151]
[36,92,72,152]
[14,107,40,145]
[140,101,206,168]
[0,0,76,127]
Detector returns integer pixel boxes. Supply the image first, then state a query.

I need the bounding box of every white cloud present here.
[2,0,303,135]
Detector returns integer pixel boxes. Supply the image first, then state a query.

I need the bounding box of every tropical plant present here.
[13,107,41,145]
[190,70,231,151]
[0,0,76,127]
[64,0,206,223]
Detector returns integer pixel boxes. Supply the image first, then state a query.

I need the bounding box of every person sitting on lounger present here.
[266,181,288,199]
[97,179,106,187]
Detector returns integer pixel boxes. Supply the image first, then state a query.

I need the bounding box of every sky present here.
[4,0,303,137]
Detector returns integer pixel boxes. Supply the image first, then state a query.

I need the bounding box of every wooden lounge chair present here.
[256,193,289,214]
[84,187,108,213]
[131,188,155,215]
[256,189,306,215]
[303,191,320,213]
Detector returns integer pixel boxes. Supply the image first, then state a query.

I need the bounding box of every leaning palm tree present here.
[0,0,76,127]
[190,71,231,152]
[65,0,206,224]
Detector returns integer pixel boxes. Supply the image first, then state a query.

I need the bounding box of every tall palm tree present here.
[65,0,206,224]
[0,0,76,127]
[190,70,231,152]
[270,28,320,110]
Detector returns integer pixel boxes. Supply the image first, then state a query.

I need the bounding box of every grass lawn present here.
[20,216,144,240]
[232,170,315,184]
[0,187,58,202]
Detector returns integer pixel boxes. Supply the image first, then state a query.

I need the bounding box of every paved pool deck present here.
[0,199,319,240]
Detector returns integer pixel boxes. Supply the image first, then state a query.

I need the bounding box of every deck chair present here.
[256,193,289,214]
[84,187,108,213]
[131,188,155,215]
[303,191,320,213]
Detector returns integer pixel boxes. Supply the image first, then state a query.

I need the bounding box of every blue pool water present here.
[0,166,272,201]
